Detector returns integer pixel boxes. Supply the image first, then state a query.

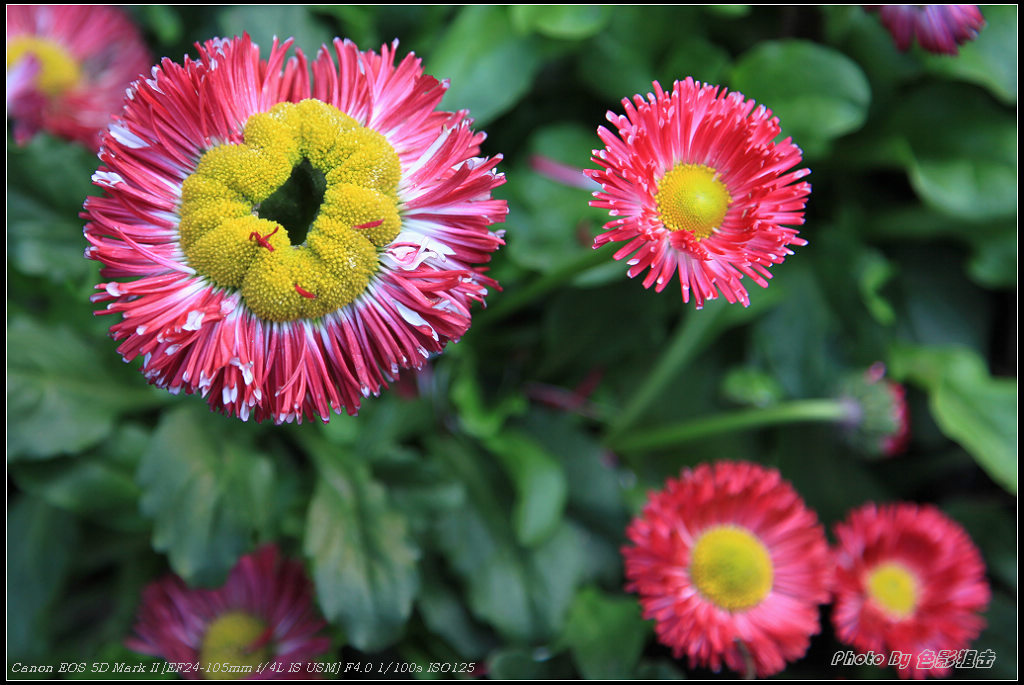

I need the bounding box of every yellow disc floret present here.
[178,99,403,322]
[655,163,731,240]
[7,36,81,96]
[866,561,920,621]
[198,611,271,680]
[690,525,774,611]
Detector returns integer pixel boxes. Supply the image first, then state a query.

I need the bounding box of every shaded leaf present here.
[11,425,147,531]
[217,5,332,56]
[305,442,419,651]
[428,6,542,125]
[485,430,568,547]
[731,40,871,155]
[889,84,1016,221]
[561,587,648,679]
[510,5,612,40]
[890,344,1016,494]
[7,317,167,460]
[138,407,276,585]
[7,496,79,660]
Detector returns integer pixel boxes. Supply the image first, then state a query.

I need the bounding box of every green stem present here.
[478,247,611,328]
[606,302,726,441]
[609,398,855,453]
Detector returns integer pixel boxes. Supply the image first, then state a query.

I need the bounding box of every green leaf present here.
[752,263,839,398]
[449,353,527,439]
[521,409,629,542]
[8,189,97,283]
[485,431,568,547]
[510,5,612,40]
[137,5,183,45]
[7,317,168,460]
[721,367,786,408]
[11,425,147,531]
[561,587,648,679]
[731,40,871,155]
[305,442,419,651]
[890,344,1017,493]
[216,5,333,56]
[488,648,564,679]
[889,84,1016,221]
[7,132,100,283]
[706,4,751,17]
[663,36,731,87]
[427,6,542,125]
[417,566,496,659]
[924,5,1017,105]
[967,228,1017,288]
[502,124,612,280]
[138,407,277,585]
[434,439,587,643]
[7,496,79,660]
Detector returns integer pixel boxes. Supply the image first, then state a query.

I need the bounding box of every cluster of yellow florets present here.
[178,99,403,321]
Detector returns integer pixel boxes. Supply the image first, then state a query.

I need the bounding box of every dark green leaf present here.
[7,496,79,660]
[890,344,1016,493]
[721,367,786,407]
[11,425,147,531]
[967,229,1017,288]
[731,40,871,155]
[138,407,276,585]
[216,5,333,56]
[510,5,612,40]
[889,84,1015,221]
[485,431,568,547]
[561,587,648,679]
[305,442,419,651]
[417,566,496,659]
[7,317,168,460]
[427,6,542,125]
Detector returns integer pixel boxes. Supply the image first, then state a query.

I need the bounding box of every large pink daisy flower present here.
[6,4,151,150]
[83,35,507,423]
[870,5,986,56]
[832,502,991,679]
[586,78,810,308]
[623,461,832,677]
[126,545,331,679]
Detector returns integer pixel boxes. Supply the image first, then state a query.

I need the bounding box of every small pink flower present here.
[840,362,911,457]
[127,545,331,679]
[586,78,810,308]
[623,461,832,677]
[832,503,991,679]
[6,5,151,149]
[871,5,986,56]
[83,35,507,423]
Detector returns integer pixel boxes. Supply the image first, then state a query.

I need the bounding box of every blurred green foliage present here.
[7,5,1017,680]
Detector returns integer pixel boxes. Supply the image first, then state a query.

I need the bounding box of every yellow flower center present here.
[198,611,272,680]
[866,561,920,620]
[690,525,774,611]
[179,99,402,322]
[6,36,82,96]
[654,163,731,240]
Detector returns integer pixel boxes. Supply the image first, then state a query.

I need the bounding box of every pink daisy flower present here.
[586,78,810,308]
[832,502,991,679]
[83,35,507,424]
[126,545,331,679]
[6,5,151,150]
[623,461,833,677]
[871,5,986,56]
